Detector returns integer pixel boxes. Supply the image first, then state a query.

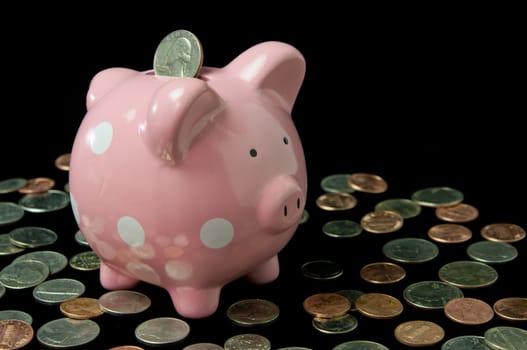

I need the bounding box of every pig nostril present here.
[283,205,288,217]
[296,198,300,209]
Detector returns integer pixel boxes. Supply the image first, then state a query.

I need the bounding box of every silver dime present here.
[301,260,343,280]
[32,278,85,304]
[135,317,189,345]
[36,317,99,348]
[18,189,70,213]
[14,250,68,274]
[9,226,58,248]
[0,309,33,324]
[69,250,100,271]
[374,198,422,219]
[312,313,358,334]
[320,174,355,193]
[99,290,151,315]
[0,260,49,289]
[0,201,25,226]
[224,333,271,350]
[322,220,362,238]
[153,29,203,78]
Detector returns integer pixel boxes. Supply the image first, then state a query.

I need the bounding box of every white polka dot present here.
[126,109,137,122]
[89,121,113,154]
[69,192,80,225]
[132,243,156,259]
[127,262,161,284]
[173,234,189,247]
[117,216,145,247]
[97,241,117,260]
[200,218,234,249]
[165,260,193,281]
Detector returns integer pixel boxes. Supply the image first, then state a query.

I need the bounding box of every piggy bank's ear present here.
[225,41,306,113]
[142,78,224,164]
[86,68,138,110]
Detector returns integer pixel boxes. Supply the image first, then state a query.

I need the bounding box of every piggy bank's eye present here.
[283,136,289,145]
[250,148,258,157]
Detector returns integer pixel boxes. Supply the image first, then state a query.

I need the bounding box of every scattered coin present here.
[332,340,389,350]
[110,346,145,350]
[493,297,527,321]
[444,297,494,325]
[99,290,151,315]
[312,313,358,334]
[224,333,271,350]
[60,297,104,319]
[440,335,487,350]
[374,198,422,219]
[355,292,404,319]
[427,223,472,243]
[18,177,55,194]
[0,178,27,194]
[411,186,464,207]
[0,260,50,289]
[301,260,343,280]
[69,250,101,271]
[182,343,224,350]
[435,202,479,222]
[360,262,406,284]
[18,189,70,213]
[299,209,309,224]
[382,237,439,263]
[320,174,355,193]
[438,260,498,288]
[403,280,464,310]
[0,284,4,298]
[348,173,388,193]
[0,233,25,256]
[316,192,357,211]
[32,278,85,305]
[54,153,71,171]
[226,298,280,326]
[74,230,90,246]
[14,250,68,274]
[484,326,527,350]
[0,201,25,226]
[0,310,33,324]
[480,222,526,242]
[466,240,518,264]
[9,226,58,248]
[394,320,444,347]
[36,317,99,348]
[322,219,362,238]
[334,290,364,311]
[303,293,351,319]
[0,319,34,349]
[153,29,203,78]
[360,210,403,233]
[135,317,190,346]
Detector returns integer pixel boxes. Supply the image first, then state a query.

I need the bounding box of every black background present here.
[1,7,525,350]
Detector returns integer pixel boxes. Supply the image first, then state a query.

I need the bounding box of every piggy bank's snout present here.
[258,175,305,232]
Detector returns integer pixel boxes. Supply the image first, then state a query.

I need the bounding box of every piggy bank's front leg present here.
[168,286,221,319]
[99,261,140,289]
[245,255,279,284]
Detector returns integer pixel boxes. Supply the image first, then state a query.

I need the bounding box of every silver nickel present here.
[0,201,25,226]
[135,317,190,345]
[0,309,33,324]
[99,290,151,315]
[9,226,58,248]
[32,278,85,305]
[0,260,49,289]
[36,317,99,348]
[14,250,68,274]
[0,233,25,256]
[224,333,271,350]
[0,177,27,194]
[18,189,70,213]
[154,29,203,78]
[227,298,280,326]
[183,343,224,350]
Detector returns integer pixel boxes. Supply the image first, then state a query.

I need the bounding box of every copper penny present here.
[359,262,406,284]
[303,293,351,319]
[361,210,404,233]
[315,192,357,211]
[481,223,526,242]
[427,223,472,243]
[348,172,388,193]
[17,177,55,194]
[355,293,404,319]
[109,346,145,350]
[444,297,494,325]
[493,297,527,321]
[435,203,479,222]
[54,153,71,171]
[60,297,104,319]
[394,320,445,347]
[0,319,34,349]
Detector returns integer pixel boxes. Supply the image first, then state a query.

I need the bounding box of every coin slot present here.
[284,205,288,217]
[297,198,300,209]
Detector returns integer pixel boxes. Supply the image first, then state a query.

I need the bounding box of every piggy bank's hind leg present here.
[245,255,279,284]
[168,286,221,319]
[99,261,140,289]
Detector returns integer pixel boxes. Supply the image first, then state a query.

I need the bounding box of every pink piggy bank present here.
[68,41,307,318]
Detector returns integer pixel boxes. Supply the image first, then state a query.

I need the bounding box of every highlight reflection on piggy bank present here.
[69,41,307,318]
